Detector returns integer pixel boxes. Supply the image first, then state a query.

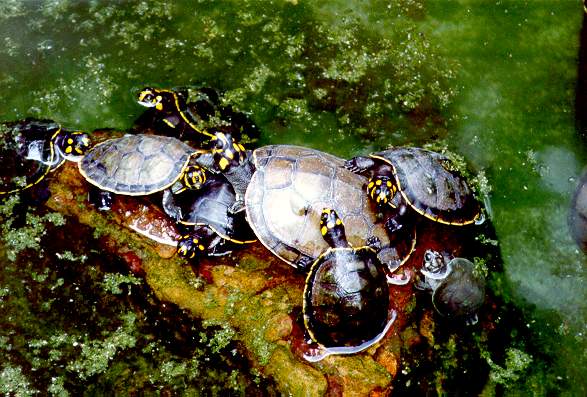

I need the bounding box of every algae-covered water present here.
[0,0,585,395]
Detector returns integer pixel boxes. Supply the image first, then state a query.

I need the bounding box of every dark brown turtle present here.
[302,208,396,362]
[245,145,415,280]
[345,147,483,236]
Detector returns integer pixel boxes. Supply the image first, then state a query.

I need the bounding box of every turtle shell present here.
[432,258,485,318]
[371,147,481,225]
[303,246,390,348]
[245,145,411,269]
[79,134,194,195]
[0,119,62,195]
[175,176,256,244]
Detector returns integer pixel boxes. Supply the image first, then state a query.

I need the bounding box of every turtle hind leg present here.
[343,156,376,174]
[88,186,113,211]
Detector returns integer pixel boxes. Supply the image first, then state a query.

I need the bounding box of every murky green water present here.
[0,0,585,395]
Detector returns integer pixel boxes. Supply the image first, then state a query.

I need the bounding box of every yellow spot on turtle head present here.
[368,181,375,189]
[321,226,328,235]
[189,251,195,259]
[376,179,382,186]
[65,146,72,154]
[182,234,190,239]
[192,238,199,244]
[386,181,392,187]
[219,157,229,170]
[198,245,205,251]
[238,144,245,151]
[67,138,74,144]
[155,102,163,111]
[336,218,342,225]
[75,147,83,154]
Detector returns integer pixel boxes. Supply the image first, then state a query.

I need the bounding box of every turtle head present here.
[177,230,210,259]
[54,129,91,161]
[209,129,246,172]
[421,250,452,279]
[137,87,165,111]
[367,176,397,208]
[320,208,349,248]
[182,164,207,190]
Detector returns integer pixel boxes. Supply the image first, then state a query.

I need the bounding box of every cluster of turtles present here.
[0,87,487,362]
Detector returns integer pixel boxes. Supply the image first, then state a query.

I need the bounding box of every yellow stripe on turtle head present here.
[218,157,229,170]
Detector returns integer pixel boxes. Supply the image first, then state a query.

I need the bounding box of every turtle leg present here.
[162,189,183,221]
[343,156,376,174]
[88,187,113,211]
[294,254,315,272]
[383,204,411,244]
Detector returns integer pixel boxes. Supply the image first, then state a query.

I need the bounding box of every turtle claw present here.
[343,159,362,173]
[365,235,382,251]
[228,199,245,214]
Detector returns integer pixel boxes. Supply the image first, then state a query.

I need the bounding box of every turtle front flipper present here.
[344,156,376,174]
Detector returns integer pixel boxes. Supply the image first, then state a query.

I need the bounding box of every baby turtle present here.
[345,147,483,235]
[416,250,485,324]
[78,134,205,210]
[245,145,415,279]
[0,119,91,196]
[302,208,396,362]
[167,172,257,259]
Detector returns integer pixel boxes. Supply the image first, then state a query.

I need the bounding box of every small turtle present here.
[136,86,260,144]
[167,173,257,259]
[345,147,483,235]
[415,250,485,324]
[137,87,215,143]
[302,208,397,362]
[244,144,415,279]
[78,134,206,212]
[0,119,91,196]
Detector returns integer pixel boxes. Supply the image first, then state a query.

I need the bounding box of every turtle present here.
[415,249,485,324]
[344,147,483,236]
[0,119,91,196]
[136,86,260,144]
[78,133,207,214]
[166,173,257,259]
[569,169,587,252]
[244,144,416,281]
[302,208,397,362]
[136,87,215,143]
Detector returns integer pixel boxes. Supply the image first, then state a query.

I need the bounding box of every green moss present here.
[0,365,36,396]
[67,312,137,380]
[101,273,142,295]
[483,347,532,386]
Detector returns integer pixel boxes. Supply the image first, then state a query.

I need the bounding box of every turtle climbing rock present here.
[345,147,483,236]
[302,208,397,362]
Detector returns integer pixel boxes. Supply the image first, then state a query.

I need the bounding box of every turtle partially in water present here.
[243,144,416,280]
[0,119,91,196]
[302,208,397,362]
[345,147,483,236]
[415,249,485,324]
